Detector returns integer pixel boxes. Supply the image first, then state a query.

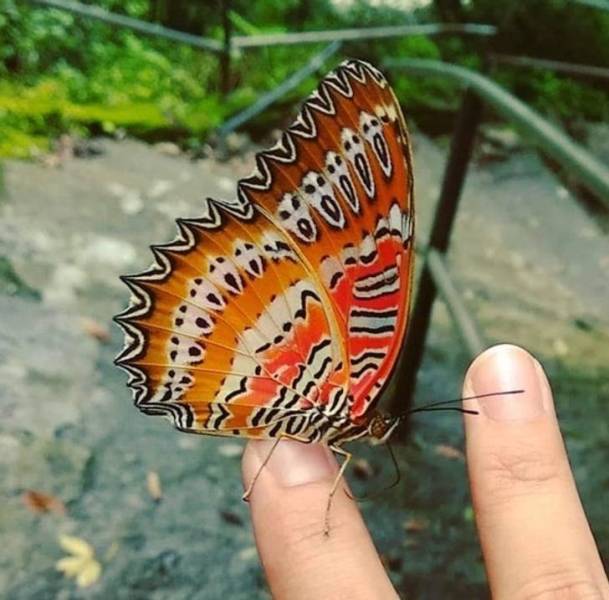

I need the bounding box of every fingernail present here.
[465,344,551,422]
[249,440,336,488]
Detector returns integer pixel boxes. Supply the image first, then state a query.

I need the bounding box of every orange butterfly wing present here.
[115,59,414,444]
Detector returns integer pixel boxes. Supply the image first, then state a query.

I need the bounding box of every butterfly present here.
[114,59,415,533]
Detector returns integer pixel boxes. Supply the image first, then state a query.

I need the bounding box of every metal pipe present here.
[427,249,486,358]
[24,0,224,53]
[385,58,609,207]
[220,0,233,95]
[389,89,483,413]
[489,53,609,82]
[217,41,342,138]
[232,23,497,48]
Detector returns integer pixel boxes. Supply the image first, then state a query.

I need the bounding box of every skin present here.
[242,344,609,599]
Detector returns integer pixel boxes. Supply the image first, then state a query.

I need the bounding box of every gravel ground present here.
[1,131,608,599]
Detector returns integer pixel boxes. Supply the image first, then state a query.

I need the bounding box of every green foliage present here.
[0,3,222,156]
[431,0,609,122]
[0,0,608,158]
[530,71,609,122]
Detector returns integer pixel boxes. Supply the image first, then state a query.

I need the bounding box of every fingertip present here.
[461,345,608,598]
[464,344,533,390]
[463,344,553,422]
[242,439,336,496]
[241,440,397,599]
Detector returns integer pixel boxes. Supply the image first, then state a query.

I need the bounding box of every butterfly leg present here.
[242,433,311,502]
[324,445,353,537]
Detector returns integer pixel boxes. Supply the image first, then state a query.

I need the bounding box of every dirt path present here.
[1,134,607,598]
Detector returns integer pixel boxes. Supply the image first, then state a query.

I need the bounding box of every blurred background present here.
[1,0,608,598]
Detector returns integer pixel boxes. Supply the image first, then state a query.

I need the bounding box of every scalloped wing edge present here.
[114,58,401,417]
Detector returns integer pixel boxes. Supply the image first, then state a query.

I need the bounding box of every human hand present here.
[242,344,609,599]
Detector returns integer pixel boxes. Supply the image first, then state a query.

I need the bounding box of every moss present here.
[0,256,41,299]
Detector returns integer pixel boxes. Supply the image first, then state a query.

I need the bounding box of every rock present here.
[153,142,181,156]
[120,192,144,215]
[147,179,175,199]
[481,125,521,152]
[106,182,144,215]
[224,132,251,154]
[73,139,105,159]
[217,443,243,458]
[80,236,137,269]
[477,140,510,163]
[217,175,235,193]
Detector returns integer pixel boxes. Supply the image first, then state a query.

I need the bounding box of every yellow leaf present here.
[56,556,86,577]
[146,470,163,502]
[75,559,102,588]
[434,444,464,460]
[58,534,94,558]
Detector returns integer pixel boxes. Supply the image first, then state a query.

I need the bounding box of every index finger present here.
[463,344,609,599]
[242,439,398,600]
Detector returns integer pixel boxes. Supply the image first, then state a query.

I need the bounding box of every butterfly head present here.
[366,412,402,445]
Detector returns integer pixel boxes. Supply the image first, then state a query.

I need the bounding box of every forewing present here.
[114,59,414,439]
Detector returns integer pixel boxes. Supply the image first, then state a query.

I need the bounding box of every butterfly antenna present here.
[406,389,525,416]
[386,441,401,490]
[345,442,402,503]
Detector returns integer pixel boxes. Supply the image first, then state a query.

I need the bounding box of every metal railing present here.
[489,53,609,83]
[216,41,342,141]
[24,0,224,52]
[383,58,609,410]
[231,23,496,48]
[24,0,496,102]
[215,26,494,143]
[386,59,609,203]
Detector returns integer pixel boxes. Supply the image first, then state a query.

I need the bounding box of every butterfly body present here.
[115,59,414,453]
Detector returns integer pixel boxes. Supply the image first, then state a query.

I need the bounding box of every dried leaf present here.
[80,317,111,343]
[75,559,102,588]
[147,470,162,502]
[352,458,374,480]
[56,535,102,588]
[434,444,464,460]
[380,553,402,572]
[553,338,569,357]
[57,556,87,577]
[403,517,429,532]
[58,534,94,558]
[22,490,66,515]
[220,510,243,526]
